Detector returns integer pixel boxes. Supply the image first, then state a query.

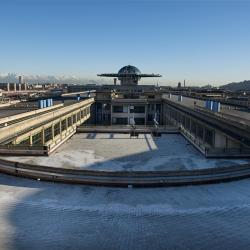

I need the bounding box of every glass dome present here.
[118,65,141,75]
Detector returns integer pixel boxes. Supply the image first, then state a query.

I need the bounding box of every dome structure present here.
[97,65,161,86]
[118,65,141,75]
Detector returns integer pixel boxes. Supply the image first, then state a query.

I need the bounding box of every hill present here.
[220,80,250,91]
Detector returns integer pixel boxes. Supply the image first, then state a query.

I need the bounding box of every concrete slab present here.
[3,133,249,171]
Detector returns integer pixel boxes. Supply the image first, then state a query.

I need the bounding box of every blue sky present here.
[0,0,250,86]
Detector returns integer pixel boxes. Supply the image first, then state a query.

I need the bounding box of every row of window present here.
[96,103,162,114]
[112,117,145,125]
[112,105,146,113]
[19,107,90,145]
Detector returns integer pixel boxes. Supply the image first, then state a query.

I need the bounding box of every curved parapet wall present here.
[0,158,250,187]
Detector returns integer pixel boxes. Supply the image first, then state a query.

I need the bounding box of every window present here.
[113,106,123,113]
[113,117,127,125]
[191,121,196,135]
[73,114,76,124]
[185,117,190,131]
[148,104,155,111]
[44,127,53,142]
[104,114,110,121]
[148,114,153,122]
[134,118,145,125]
[32,132,42,145]
[204,128,214,146]
[77,112,81,121]
[61,119,67,131]
[67,116,72,127]
[156,104,161,112]
[54,122,60,137]
[103,103,110,111]
[96,103,102,112]
[123,105,128,113]
[19,138,30,145]
[197,123,204,139]
[133,106,145,113]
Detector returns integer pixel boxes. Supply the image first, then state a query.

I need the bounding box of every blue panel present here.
[43,99,47,108]
[38,100,44,109]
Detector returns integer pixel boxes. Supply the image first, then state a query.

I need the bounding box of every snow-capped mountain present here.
[0,73,111,85]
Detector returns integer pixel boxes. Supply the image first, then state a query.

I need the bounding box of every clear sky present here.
[0,0,250,86]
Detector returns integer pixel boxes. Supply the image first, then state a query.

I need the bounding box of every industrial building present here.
[0,65,249,160]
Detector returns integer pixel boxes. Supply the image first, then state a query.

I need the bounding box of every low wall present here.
[0,158,250,187]
[77,125,179,134]
[0,145,48,156]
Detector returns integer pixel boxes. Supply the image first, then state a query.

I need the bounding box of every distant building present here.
[18,76,23,84]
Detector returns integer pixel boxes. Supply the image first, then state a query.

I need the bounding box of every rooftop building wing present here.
[138,74,162,78]
[97,73,120,77]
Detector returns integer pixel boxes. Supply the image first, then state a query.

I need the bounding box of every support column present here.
[66,117,68,129]
[42,128,45,145]
[110,104,113,125]
[145,105,148,126]
[59,119,62,140]
[202,127,205,143]
[52,125,55,141]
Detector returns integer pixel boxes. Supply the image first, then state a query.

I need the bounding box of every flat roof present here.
[4,133,249,171]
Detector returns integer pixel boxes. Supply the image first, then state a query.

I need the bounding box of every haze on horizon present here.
[0,0,250,86]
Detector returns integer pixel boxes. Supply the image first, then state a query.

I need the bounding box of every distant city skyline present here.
[0,0,250,86]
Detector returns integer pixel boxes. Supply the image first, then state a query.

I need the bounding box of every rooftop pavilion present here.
[98,65,162,86]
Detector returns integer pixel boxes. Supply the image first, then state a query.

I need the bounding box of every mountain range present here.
[0,73,110,85]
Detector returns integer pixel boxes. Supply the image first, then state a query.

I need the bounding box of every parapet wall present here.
[0,158,250,187]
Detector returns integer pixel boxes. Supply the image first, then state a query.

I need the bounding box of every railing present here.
[77,125,179,134]
[80,124,176,129]
[179,127,207,153]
